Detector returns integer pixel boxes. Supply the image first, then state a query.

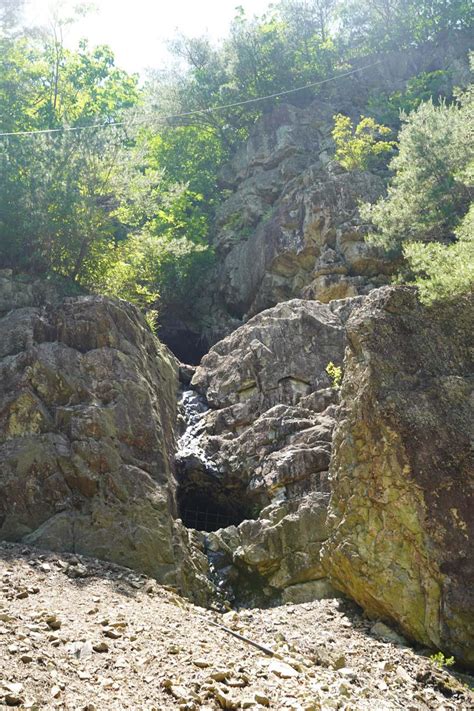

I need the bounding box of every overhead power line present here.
[0,60,382,139]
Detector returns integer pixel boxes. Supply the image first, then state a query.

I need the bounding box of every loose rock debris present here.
[0,543,472,710]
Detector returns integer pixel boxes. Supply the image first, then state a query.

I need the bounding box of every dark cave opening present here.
[177,484,252,533]
[162,332,209,366]
[157,322,209,365]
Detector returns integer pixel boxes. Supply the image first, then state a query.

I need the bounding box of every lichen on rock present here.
[0,271,210,599]
[321,286,474,666]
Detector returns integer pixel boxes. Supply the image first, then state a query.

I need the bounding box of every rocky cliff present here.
[158,34,472,353]
[0,269,212,601]
[321,287,474,667]
[182,297,362,604]
[1,269,473,665]
[176,287,474,668]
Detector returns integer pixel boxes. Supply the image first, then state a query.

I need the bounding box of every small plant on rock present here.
[145,309,159,333]
[430,652,455,669]
[326,362,342,390]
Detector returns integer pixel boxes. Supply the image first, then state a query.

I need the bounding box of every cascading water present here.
[175,388,248,532]
[175,387,239,603]
[175,386,274,607]
[176,389,219,480]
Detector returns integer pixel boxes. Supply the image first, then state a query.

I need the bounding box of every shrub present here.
[332,114,396,171]
[326,362,342,389]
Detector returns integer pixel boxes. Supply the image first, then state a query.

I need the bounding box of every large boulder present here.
[177,297,362,602]
[190,298,363,505]
[0,272,211,599]
[321,287,474,666]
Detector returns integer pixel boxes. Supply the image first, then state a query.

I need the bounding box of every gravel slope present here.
[1,544,472,710]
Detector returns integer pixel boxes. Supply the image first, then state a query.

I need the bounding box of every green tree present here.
[143,125,226,244]
[367,70,452,127]
[361,74,473,302]
[99,234,215,316]
[361,99,471,247]
[0,13,140,285]
[0,127,129,281]
[280,0,338,44]
[38,39,139,128]
[332,114,396,170]
[339,0,472,53]
[403,206,473,302]
[148,2,339,149]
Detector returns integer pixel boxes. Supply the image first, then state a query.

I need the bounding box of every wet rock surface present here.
[322,287,474,667]
[1,543,472,710]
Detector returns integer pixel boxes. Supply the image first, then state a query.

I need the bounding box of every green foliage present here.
[142,125,226,244]
[362,68,473,303]
[403,206,474,303]
[150,1,340,150]
[100,235,215,315]
[0,0,470,327]
[332,114,396,171]
[338,0,473,53]
[361,96,472,249]
[0,128,128,282]
[0,33,139,134]
[0,8,223,320]
[0,9,141,290]
[326,362,343,389]
[40,40,139,127]
[367,70,452,127]
[430,652,455,669]
[144,309,159,333]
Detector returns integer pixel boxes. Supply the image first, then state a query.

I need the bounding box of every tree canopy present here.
[361,71,473,301]
[0,0,472,315]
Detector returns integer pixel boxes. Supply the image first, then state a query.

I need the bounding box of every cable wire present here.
[0,60,382,139]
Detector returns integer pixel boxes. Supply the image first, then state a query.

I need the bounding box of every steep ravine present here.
[171,288,474,669]
[172,297,358,608]
[0,270,473,672]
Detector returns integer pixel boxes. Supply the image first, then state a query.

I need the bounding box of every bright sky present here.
[26,0,272,74]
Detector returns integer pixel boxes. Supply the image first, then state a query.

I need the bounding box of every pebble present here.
[103,627,121,639]
[193,658,210,668]
[254,691,271,706]
[5,694,24,707]
[45,615,62,630]
[269,659,299,678]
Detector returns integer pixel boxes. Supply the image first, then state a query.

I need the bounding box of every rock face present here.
[2,267,473,655]
[321,287,474,666]
[0,270,206,595]
[169,34,470,350]
[177,297,362,603]
[214,122,389,325]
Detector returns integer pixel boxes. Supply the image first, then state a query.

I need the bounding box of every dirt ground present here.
[1,543,473,710]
